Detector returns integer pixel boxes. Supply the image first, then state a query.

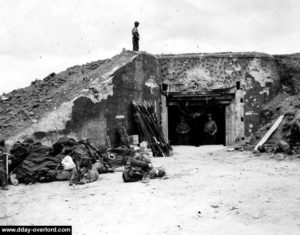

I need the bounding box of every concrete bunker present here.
[157,53,281,146]
[1,51,282,149]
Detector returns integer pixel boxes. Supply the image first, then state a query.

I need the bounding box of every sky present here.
[1,0,300,94]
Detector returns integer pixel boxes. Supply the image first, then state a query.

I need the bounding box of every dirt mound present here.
[0,51,137,141]
[243,92,300,153]
[235,54,300,153]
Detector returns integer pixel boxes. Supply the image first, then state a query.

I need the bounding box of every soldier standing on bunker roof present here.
[132,21,140,51]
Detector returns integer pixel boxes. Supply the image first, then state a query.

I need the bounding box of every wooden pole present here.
[6,153,8,184]
[254,115,284,152]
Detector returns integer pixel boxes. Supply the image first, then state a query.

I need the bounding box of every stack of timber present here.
[132,101,172,157]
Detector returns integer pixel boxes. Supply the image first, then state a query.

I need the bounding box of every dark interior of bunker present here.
[168,99,226,146]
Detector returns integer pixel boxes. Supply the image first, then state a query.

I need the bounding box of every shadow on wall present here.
[64,97,107,147]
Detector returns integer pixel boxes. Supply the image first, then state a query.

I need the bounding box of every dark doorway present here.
[168,101,226,146]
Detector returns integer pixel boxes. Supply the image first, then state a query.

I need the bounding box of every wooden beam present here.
[170,95,234,101]
[254,115,284,152]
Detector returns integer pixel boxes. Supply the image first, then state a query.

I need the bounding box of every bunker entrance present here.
[166,92,235,146]
[168,102,226,146]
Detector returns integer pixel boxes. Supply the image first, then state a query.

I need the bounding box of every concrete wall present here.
[62,54,161,147]
[62,53,161,147]
[64,97,108,147]
[158,53,281,141]
[106,53,161,146]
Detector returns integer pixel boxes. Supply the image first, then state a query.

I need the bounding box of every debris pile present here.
[103,146,166,183]
[132,101,172,157]
[244,92,300,154]
[0,136,167,188]
[234,54,300,154]
[8,137,112,185]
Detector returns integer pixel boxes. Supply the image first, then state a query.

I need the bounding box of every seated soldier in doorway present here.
[176,116,191,145]
[204,113,217,145]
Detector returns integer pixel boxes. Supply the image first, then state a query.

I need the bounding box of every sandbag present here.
[70,147,93,168]
[105,147,135,167]
[12,142,60,184]
[56,170,71,181]
[10,173,18,185]
[149,167,166,179]
[122,166,143,183]
[61,155,75,170]
[278,140,291,154]
[10,141,29,169]
[69,166,99,185]
[52,137,77,155]
[128,158,152,171]
[92,161,112,174]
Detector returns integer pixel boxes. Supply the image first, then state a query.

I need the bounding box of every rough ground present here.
[1,146,300,235]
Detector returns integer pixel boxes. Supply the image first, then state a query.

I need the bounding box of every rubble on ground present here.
[235,93,300,154]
